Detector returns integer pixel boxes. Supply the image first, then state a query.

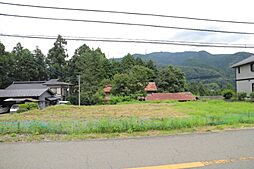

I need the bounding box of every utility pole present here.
[78,75,80,106]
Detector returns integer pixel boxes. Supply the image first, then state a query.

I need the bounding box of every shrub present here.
[68,92,100,105]
[237,92,247,101]
[222,89,234,100]
[67,94,78,105]
[250,92,254,101]
[109,95,134,104]
[18,102,38,113]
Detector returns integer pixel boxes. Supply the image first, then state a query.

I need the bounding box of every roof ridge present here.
[231,55,254,68]
[13,81,46,84]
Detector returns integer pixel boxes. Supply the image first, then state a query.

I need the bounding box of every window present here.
[252,83,254,92]
[238,67,240,74]
[251,64,254,72]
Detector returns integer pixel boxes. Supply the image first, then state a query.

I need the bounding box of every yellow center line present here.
[126,156,254,169]
[126,162,205,169]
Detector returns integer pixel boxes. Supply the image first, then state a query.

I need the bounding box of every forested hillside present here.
[134,51,253,85]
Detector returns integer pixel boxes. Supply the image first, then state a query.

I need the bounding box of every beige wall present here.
[236,64,254,79]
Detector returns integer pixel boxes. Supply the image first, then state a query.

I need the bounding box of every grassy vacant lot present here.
[0,100,254,142]
[0,102,184,121]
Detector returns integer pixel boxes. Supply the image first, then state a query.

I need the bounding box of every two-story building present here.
[231,55,254,95]
[0,79,72,110]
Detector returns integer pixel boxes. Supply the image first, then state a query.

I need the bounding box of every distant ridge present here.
[132,51,253,84]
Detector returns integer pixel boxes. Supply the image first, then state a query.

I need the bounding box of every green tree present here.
[12,43,40,81]
[130,65,154,83]
[47,35,68,79]
[111,66,155,96]
[0,42,14,88]
[67,44,113,104]
[121,53,136,72]
[112,73,132,96]
[129,65,155,94]
[135,57,145,66]
[188,82,207,96]
[74,45,112,91]
[0,41,5,56]
[111,59,123,74]
[156,65,186,92]
[33,47,48,80]
[146,60,157,71]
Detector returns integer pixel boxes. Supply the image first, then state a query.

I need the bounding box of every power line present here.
[62,36,249,46]
[1,13,254,35]
[0,1,254,25]
[1,33,254,48]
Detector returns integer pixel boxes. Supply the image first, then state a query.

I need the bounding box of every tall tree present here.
[146,60,157,71]
[111,59,123,75]
[47,35,68,79]
[12,43,39,81]
[68,44,113,104]
[156,65,186,92]
[129,65,155,93]
[121,53,136,72]
[0,41,5,56]
[112,66,155,96]
[112,73,132,96]
[135,57,145,66]
[33,47,48,80]
[0,42,13,88]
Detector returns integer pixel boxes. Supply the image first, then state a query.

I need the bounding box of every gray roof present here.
[5,79,71,90]
[0,89,52,98]
[6,82,47,90]
[44,79,71,86]
[231,55,254,68]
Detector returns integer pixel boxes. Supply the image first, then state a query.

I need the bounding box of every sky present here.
[1,0,254,58]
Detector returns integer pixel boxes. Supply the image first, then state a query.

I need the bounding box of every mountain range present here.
[133,51,253,85]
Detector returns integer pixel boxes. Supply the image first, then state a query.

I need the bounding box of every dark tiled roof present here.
[144,82,157,92]
[6,83,47,90]
[145,92,196,101]
[231,55,254,68]
[0,89,52,98]
[6,79,71,90]
[44,79,71,86]
[12,81,46,84]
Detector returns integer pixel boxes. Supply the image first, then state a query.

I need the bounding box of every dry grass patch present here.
[0,103,184,122]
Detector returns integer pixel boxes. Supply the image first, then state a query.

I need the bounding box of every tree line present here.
[0,35,224,105]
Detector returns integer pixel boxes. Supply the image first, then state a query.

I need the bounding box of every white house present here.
[231,55,254,95]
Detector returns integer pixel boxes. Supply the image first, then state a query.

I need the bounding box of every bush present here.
[68,92,100,105]
[67,94,79,105]
[109,95,134,104]
[237,92,247,101]
[222,89,234,100]
[250,92,254,101]
[18,102,38,113]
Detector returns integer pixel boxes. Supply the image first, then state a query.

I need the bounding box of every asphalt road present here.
[0,129,254,169]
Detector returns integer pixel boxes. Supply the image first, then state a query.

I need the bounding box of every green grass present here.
[174,100,254,116]
[0,117,206,135]
[0,100,253,142]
